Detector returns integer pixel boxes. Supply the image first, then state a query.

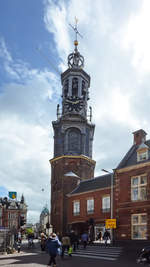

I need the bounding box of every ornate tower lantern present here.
[50,20,96,234]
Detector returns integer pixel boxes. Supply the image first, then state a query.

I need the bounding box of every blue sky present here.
[1,0,150,223]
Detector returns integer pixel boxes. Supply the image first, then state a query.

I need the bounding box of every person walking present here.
[81,232,88,249]
[69,230,78,252]
[46,233,61,267]
[103,230,111,247]
[97,231,102,241]
[16,239,21,253]
[61,233,71,258]
[41,232,47,251]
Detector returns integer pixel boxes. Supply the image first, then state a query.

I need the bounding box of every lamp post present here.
[101,169,114,244]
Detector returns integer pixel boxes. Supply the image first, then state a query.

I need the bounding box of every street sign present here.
[9,192,17,199]
[105,219,116,229]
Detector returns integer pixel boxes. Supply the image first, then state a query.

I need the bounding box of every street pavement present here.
[0,242,139,267]
[64,245,122,261]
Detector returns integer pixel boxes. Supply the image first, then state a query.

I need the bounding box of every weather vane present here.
[69,17,83,47]
[68,17,84,68]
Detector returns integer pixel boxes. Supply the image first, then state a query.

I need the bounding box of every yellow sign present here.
[105,219,116,229]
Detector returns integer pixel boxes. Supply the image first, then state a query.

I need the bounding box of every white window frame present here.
[137,150,148,162]
[73,200,80,216]
[102,195,110,213]
[131,175,147,201]
[87,198,94,214]
[131,213,147,240]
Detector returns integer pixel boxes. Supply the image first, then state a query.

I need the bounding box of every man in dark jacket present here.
[103,230,111,247]
[69,230,77,251]
[46,233,61,266]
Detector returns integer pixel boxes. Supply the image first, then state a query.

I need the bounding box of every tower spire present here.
[68,18,84,69]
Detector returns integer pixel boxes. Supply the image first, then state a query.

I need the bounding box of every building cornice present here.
[116,161,150,173]
[67,186,111,197]
[50,155,96,165]
[117,203,150,210]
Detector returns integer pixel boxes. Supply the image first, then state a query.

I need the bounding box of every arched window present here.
[82,80,86,99]
[64,79,68,97]
[72,78,78,97]
[67,128,81,154]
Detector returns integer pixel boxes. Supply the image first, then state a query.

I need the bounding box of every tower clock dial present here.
[64,97,84,112]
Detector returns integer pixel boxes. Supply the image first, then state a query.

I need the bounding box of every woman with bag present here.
[46,233,61,267]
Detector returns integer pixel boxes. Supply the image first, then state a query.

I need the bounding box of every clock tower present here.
[50,24,95,234]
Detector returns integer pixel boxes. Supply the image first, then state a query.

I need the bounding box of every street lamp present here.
[101,169,114,243]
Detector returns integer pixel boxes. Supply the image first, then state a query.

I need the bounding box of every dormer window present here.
[137,151,148,161]
[137,143,149,162]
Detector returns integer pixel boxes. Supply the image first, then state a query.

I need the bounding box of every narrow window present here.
[72,78,78,97]
[87,198,94,214]
[73,201,80,216]
[132,214,147,239]
[131,175,147,201]
[102,196,110,213]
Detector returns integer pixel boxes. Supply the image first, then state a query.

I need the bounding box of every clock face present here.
[64,98,84,112]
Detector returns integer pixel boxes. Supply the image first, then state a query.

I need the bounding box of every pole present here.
[110,172,113,245]
[101,169,114,245]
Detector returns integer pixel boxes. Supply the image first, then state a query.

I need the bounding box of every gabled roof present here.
[69,174,112,195]
[116,140,150,169]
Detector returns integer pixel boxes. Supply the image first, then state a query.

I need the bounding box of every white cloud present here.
[0,38,58,222]
[118,0,150,75]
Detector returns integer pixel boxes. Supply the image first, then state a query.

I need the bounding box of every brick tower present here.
[50,23,95,234]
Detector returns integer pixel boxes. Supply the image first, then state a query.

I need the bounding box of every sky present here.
[1,0,150,224]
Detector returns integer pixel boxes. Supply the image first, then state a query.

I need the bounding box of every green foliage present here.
[25,228,34,235]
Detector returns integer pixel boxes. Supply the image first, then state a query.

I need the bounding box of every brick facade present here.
[115,164,150,240]
[50,155,95,234]
[68,187,113,231]
[0,197,27,231]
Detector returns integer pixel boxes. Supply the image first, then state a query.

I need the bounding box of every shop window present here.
[102,195,110,213]
[132,214,147,239]
[131,175,147,201]
[73,200,80,216]
[87,198,94,214]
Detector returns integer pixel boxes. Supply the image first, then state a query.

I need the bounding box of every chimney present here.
[132,129,147,145]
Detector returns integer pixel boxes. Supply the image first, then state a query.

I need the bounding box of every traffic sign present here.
[105,219,116,229]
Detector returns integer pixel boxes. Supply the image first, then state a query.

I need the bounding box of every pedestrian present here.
[41,232,47,251]
[81,232,88,249]
[61,233,71,258]
[74,231,80,249]
[103,230,111,247]
[16,239,21,253]
[69,230,78,251]
[46,232,61,267]
[97,231,102,241]
[17,230,22,243]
